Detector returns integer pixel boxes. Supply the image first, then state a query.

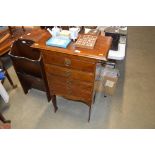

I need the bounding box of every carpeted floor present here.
[1,26,155,128]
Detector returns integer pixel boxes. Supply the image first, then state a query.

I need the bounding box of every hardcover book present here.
[46,36,71,48]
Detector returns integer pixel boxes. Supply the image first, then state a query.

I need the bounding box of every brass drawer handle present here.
[64,58,71,66]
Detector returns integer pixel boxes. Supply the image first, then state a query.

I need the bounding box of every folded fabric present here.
[0,72,5,80]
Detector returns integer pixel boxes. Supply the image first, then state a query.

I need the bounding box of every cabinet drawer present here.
[45,64,94,83]
[47,74,93,103]
[43,52,95,72]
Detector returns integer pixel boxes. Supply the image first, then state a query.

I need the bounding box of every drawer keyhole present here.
[64,58,71,66]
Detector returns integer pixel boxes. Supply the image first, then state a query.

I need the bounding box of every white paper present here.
[84,28,91,34]
[105,80,114,88]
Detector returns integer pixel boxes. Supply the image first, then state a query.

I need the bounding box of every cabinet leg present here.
[46,91,51,102]
[0,113,11,123]
[20,82,29,94]
[23,87,29,94]
[51,95,58,113]
[88,106,91,122]
[93,93,96,104]
[5,70,17,89]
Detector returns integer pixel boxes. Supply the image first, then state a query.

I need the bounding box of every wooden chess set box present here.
[75,34,98,49]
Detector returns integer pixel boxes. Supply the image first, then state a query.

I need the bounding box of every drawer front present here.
[47,74,93,103]
[43,52,95,72]
[45,64,94,83]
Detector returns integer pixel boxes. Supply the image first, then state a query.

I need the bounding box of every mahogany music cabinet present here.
[31,29,112,121]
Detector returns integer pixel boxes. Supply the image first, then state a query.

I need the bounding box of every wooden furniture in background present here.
[0,26,32,56]
[28,29,112,121]
[0,27,20,88]
[8,26,25,37]
[0,27,34,125]
[0,33,10,44]
[0,27,33,88]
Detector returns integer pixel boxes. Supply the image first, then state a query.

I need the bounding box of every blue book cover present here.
[46,36,71,48]
[0,72,5,80]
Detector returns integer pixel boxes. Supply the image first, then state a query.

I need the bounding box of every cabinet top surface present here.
[23,28,112,61]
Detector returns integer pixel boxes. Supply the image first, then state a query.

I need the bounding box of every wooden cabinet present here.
[43,51,95,105]
[29,29,112,121]
[42,50,96,121]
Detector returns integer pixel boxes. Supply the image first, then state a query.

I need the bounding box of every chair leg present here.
[0,113,11,123]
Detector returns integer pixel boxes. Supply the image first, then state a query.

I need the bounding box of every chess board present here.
[75,35,97,49]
